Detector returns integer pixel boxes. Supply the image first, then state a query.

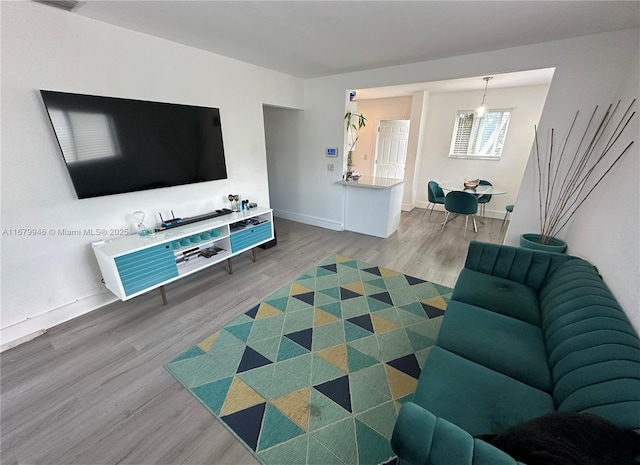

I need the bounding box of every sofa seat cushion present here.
[451,268,540,326]
[411,347,555,437]
[437,301,553,392]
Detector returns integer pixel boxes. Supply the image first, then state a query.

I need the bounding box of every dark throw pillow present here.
[478,412,640,465]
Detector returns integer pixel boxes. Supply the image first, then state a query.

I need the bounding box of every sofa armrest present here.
[464,241,576,291]
[391,402,520,465]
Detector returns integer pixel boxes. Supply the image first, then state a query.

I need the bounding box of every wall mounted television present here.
[40,90,228,199]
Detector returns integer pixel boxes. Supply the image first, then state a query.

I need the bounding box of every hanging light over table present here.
[475,76,493,118]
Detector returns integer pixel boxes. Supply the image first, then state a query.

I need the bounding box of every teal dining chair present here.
[477,180,492,217]
[422,181,446,220]
[503,204,514,226]
[441,191,478,236]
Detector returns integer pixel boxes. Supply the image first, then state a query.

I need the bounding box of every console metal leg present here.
[251,248,256,262]
[227,258,233,274]
[159,285,168,305]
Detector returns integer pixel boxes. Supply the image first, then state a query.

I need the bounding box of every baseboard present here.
[273,209,343,231]
[0,292,116,352]
[415,203,505,220]
[401,202,415,212]
[0,329,47,352]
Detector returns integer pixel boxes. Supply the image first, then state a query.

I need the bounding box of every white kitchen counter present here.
[338,177,405,238]
[337,176,405,189]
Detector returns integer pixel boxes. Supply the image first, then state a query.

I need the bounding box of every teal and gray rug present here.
[165,255,452,465]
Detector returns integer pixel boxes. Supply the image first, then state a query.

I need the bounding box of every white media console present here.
[92,207,274,303]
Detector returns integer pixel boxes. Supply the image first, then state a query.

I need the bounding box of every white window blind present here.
[449,109,511,159]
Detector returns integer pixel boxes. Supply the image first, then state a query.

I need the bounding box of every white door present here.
[373,119,410,179]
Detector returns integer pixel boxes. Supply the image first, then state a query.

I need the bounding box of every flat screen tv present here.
[40,90,228,199]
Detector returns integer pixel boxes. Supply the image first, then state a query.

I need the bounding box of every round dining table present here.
[439,181,507,196]
[438,181,507,226]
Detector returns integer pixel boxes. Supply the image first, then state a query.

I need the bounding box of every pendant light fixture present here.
[475,76,493,118]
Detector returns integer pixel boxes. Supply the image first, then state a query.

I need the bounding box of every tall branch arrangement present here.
[534,99,636,244]
[345,111,367,153]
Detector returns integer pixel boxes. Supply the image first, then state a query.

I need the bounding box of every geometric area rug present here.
[165,255,452,465]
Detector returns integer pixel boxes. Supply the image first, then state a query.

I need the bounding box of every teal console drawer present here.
[230,222,272,253]
[115,243,178,296]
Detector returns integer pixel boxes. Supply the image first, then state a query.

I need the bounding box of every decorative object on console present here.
[521,99,636,251]
[133,211,146,235]
[229,194,240,212]
[133,211,155,236]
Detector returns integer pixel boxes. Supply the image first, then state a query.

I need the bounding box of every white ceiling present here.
[354,67,556,99]
[71,1,640,80]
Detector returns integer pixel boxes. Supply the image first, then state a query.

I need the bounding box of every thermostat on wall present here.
[326,147,338,157]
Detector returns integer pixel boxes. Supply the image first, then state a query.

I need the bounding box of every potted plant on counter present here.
[344,111,366,180]
[520,99,636,253]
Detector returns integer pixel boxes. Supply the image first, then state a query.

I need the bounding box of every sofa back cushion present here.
[538,259,640,431]
[450,269,541,326]
[464,241,575,292]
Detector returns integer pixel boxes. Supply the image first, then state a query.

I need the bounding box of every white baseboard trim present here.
[414,203,506,220]
[273,209,343,231]
[1,292,116,352]
[0,329,47,352]
[401,202,415,212]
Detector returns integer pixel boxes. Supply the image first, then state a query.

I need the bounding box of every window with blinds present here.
[449,109,511,159]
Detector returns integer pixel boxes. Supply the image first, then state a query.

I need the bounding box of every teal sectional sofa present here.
[391,241,640,464]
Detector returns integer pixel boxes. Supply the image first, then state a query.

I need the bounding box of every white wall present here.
[405,92,430,212]
[544,54,639,329]
[273,28,639,328]
[416,85,549,218]
[505,36,639,331]
[0,2,304,348]
[266,79,347,231]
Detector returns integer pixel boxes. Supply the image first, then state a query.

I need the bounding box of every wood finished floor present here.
[1,209,506,465]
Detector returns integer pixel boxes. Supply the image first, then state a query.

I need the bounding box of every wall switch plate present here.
[327,163,335,172]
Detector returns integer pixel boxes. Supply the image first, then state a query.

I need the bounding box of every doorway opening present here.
[347,67,554,214]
